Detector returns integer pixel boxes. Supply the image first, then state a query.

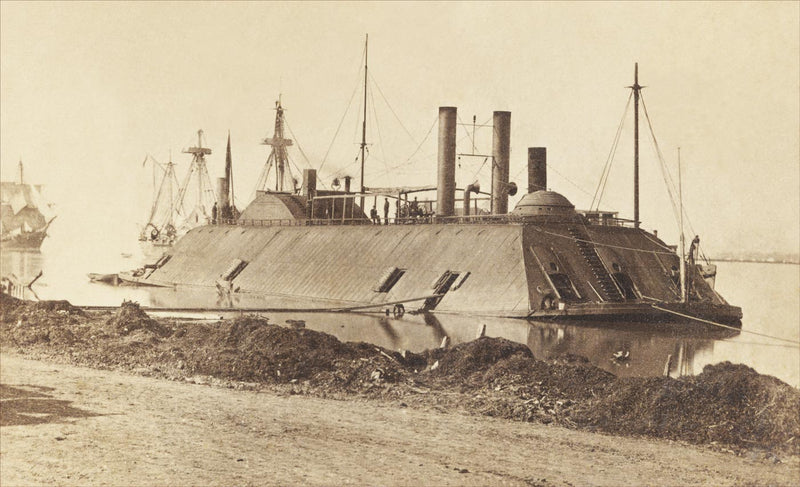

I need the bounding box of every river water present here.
[2,246,798,387]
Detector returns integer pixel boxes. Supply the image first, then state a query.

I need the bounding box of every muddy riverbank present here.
[5,353,800,486]
[2,295,798,460]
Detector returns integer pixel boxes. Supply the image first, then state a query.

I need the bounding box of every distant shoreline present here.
[708,258,800,265]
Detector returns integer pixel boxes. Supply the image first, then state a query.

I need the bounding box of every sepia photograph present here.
[1,2,798,485]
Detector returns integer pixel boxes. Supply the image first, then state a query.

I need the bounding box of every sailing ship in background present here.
[1,160,56,251]
[138,129,238,257]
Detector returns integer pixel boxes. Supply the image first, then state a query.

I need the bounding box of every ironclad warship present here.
[121,62,742,325]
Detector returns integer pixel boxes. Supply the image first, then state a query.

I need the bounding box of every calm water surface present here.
[2,245,798,387]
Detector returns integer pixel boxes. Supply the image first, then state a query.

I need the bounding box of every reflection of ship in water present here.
[523,320,738,378]
[138,283,740,381]
[0,250,44,300]
[1,160,55,251]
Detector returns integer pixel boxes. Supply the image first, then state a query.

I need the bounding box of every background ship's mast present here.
[260,97,294,192]
[678,147,687,302]
[176,129,217,223]
[224,132,237,219]
[630,63,643,229]
[359,33,368,213]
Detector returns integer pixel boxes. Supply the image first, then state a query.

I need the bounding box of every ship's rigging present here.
[586,63,714,302]
[254,97,296,193]
[175,129,217,225]
[590,64,707,257]
[140,129,218,245]
[140,153,180,242]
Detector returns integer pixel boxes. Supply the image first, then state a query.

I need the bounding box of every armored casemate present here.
[124,68,742,325]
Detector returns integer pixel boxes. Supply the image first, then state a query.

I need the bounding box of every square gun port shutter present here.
[373,266,406,293]
[424,270,460,310]
[222,259,249,281]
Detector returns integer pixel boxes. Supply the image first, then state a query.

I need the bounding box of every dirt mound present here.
[427,337,533,377]
[0,293,25,316]
[572,362,800,453]
[178,316,375,383]
[1,295,83,324]
[32,300,82,314]
[106,301,171,338]
[3,300,798,455]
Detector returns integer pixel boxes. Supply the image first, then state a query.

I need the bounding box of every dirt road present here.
[1,353,797,486]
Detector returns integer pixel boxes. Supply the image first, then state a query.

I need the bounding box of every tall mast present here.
[678,147,687,303]
[167,150,174,227]
[631,63,642,229]
[226,131,235,213]
[359,34,369,213]
[261,96,293,192]
[177,128,215,222]
[196,130,203,207]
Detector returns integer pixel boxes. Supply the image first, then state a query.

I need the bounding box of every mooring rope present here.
[651,304,800,346]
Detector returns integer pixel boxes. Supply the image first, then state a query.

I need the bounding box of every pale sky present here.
[2,2,798,256]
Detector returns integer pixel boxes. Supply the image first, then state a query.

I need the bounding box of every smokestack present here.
[528,147,547,193]
[217,178,230,215]
[344,175,352,193]
[303,169,317,219]
[217,178,231,224]
[302,169,317,199]
[437,107,457,217]
[492,111,511,214]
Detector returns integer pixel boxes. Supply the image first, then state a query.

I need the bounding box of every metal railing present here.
[216,212,637,228]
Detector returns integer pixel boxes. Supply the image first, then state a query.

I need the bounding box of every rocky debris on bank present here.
[1,294,798,456]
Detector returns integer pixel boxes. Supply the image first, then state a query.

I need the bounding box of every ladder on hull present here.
[568,226,624,302]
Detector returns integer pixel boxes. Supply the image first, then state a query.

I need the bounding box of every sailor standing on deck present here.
[370,206,380,225]
[212,202,218,225]
[688,235,700,266]
[383,198,390,225]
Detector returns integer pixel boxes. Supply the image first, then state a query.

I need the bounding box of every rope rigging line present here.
[457,114,478,157]
[591,91,633,211]
[368,71,416,143]
[471,156,491,184]
[318,51,365,175]
[397,115,438,167]
[651,305,800,346]
[352,81,365,146]
[530,225,675,255]
[454,115,493,184]
[369,84,392,175]
[643,96,701,243]
[544,163,597,199]
[283,159,302,192]
[284,119,328,190]
[640,95,682,230]
[640,230,680,253]
[251,154,274,200]
[174,162,196,217]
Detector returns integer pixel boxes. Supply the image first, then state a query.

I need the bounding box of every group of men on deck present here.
[371,196,432,225]
[370,198,391,225]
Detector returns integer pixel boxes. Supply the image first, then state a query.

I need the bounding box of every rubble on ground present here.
[1,294,797,456]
